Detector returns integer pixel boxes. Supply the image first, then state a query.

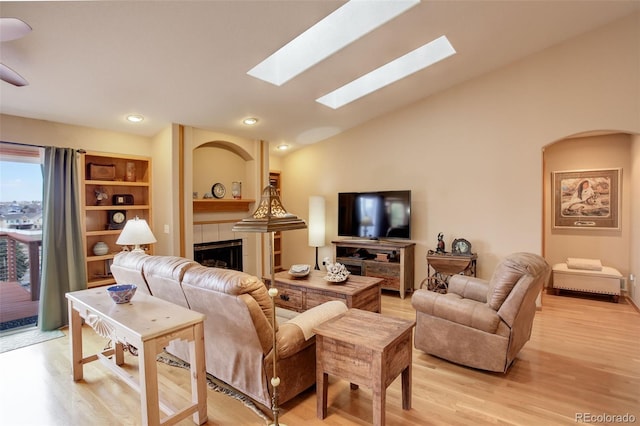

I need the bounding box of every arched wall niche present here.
[542,129,637,302]
[192,140,254,198]
[194,140,253,160]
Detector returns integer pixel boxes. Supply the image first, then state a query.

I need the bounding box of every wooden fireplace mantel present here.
[193,199,255,213]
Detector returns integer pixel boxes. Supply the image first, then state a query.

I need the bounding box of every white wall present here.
[276,12,640,288]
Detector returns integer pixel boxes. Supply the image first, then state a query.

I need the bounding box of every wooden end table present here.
[272,269,382,313]
[66,288,207,426]
[313,309,416,426]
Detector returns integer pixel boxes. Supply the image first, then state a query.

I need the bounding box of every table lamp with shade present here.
[115,216,157,253]
[233,185,306,426]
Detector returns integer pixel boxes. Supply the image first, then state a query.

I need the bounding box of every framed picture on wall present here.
[552,168,621,230]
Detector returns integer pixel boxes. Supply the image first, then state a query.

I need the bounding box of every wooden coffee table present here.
[313,309,415,426]
[66,288,207,426]
[272,270,382,313]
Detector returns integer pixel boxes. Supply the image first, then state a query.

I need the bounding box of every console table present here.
[66,288,207,426]
[333,240,415,298]
[422,251,477,293]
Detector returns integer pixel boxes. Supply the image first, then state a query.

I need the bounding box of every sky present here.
[0,161,43,202]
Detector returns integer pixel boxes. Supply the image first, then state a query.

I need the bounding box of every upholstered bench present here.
[551,258,622,302]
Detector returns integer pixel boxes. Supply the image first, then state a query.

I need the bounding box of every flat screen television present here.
[338,190,411,240]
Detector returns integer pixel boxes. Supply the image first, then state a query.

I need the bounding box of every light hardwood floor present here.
[0,291,638,425]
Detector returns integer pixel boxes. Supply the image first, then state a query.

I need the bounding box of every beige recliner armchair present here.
[411,252,550,372]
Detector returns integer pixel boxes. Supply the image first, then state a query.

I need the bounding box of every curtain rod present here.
[0,140,85,152]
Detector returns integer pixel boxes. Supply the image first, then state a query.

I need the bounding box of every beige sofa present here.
[411,252,550,373]
[110,251,347,410]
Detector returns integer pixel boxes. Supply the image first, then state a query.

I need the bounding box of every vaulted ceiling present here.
[1,1,638,153]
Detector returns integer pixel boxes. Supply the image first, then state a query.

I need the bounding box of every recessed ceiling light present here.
[126,114,144,123]
[276,144,289,151]
[243,117,258,125]
[247,0,420,86]
[316,35,456,109]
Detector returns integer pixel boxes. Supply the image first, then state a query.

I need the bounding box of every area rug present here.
[0,327,65,354]
[156,351,269,423]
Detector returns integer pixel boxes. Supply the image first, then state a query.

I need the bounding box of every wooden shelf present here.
[85,204,150,211]
[88,276,115,288]
[193,199,255,212]
[86,179,149,187]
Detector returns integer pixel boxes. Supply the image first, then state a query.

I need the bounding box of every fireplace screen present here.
[194,239,243,271]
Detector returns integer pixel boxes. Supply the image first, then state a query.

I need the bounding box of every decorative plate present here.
[212,182,226,199]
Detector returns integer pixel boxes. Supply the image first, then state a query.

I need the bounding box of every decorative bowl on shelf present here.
[323,261,350,284]
[106,284,137,304]
[288,264,310,278]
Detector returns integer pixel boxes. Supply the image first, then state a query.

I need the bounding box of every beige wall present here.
[149,124,175,255]
[631,135,640,307]
[543,134,631,278]
[192,146,246,199]
[275,12,640,289]
[0,114,151,155]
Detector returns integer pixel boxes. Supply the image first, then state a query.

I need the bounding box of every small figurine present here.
[436,232,445,253]
[95,187,108,205]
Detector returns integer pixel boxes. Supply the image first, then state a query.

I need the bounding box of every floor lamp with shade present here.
[308,195,325,270]
[232,185,306,426]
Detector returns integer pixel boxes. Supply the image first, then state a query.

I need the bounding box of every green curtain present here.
[38,147,87,331]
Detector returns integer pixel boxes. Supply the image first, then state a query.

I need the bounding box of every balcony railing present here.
[0,231,42,301]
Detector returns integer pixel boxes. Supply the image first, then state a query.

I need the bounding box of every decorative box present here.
[88,163,116,180]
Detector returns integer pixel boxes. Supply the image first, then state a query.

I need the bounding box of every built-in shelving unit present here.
[80,152,152,288]
[269,171,283,272]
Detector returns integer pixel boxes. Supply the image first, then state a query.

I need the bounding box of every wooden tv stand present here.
[333,239,415,299]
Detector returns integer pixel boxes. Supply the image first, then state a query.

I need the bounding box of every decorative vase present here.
[232,181,242,199]
[93,241,109,256]
[125,162,136,182]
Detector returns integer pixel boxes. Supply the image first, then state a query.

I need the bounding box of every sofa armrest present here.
[448,275,489,303]
[277,300,348,359]
[287,300,348,340]
[412,289,500,333]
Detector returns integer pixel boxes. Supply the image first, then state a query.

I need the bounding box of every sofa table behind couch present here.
[66,288,207,426]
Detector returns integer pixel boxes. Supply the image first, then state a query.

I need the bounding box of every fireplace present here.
[194,239,243,271]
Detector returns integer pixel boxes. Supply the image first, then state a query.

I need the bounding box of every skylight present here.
[316,35,456,109]
[247,0,420,86]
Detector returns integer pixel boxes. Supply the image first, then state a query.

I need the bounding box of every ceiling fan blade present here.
[0,17,32,42]
[0,63,28,86]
